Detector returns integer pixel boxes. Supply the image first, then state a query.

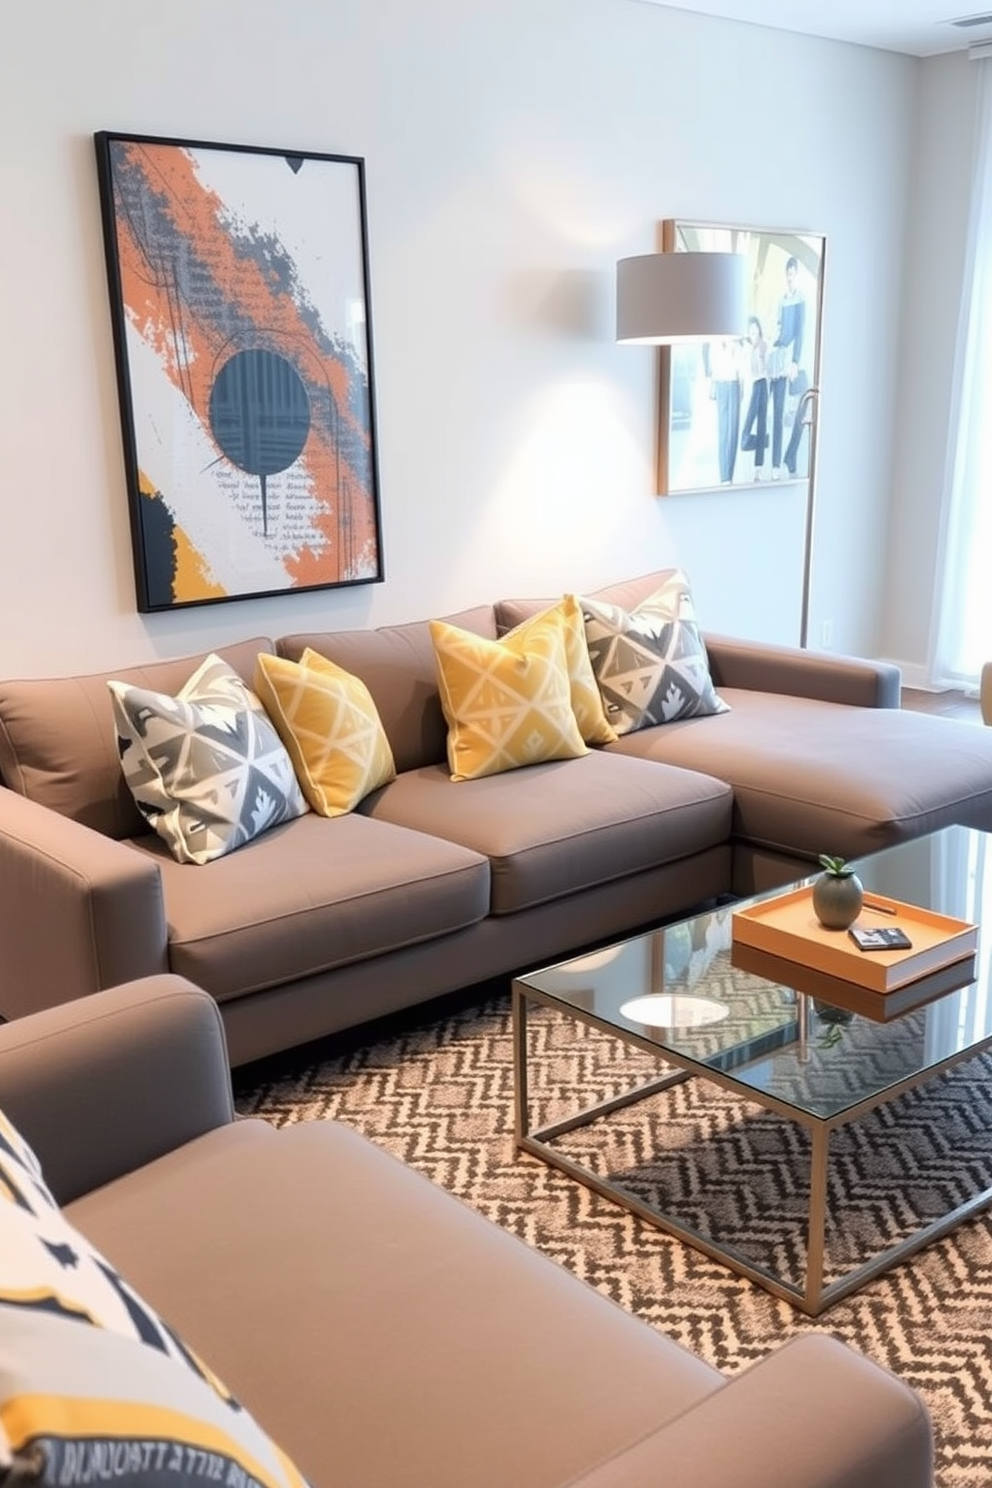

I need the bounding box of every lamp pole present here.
[797,385,820,650]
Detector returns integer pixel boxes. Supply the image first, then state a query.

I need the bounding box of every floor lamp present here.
[796,385,820,650]
[616,252,748,345]
[617,251,818,649]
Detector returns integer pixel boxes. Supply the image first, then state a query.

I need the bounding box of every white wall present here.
[0,0,920,676]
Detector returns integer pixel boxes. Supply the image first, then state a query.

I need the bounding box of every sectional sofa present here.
[0,974,933,1488]
[1,567,990,1067]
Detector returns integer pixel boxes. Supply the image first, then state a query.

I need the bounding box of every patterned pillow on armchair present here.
[0,1108,309,1488]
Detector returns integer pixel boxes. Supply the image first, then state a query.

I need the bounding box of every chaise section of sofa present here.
[497,569,992,895]
[0,976,934,1488]
[611,683,992,891]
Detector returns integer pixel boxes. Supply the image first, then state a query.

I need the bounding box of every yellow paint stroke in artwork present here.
[136,472,226,602]
[173,526,226,602]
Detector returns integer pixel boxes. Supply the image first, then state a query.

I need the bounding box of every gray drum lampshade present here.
[616,252,748,343]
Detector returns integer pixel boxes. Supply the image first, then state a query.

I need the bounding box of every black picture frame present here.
[94,131,384,611]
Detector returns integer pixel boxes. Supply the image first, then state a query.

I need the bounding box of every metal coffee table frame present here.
[512,974,992,1316]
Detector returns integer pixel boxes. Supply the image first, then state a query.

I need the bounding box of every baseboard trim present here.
[883,657,982,698]
[883,658,936,691]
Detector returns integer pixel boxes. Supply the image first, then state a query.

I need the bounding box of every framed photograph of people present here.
[658,221,826,496]
[94,131,384,611]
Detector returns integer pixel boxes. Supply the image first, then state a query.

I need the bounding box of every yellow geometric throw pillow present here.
[504,595,617,746]
[429,611,589,781]
[254,649,396,816]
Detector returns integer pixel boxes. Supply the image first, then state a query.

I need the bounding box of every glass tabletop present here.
[517,825,992,1123]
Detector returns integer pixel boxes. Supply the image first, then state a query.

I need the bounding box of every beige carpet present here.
[235,987,992,1488]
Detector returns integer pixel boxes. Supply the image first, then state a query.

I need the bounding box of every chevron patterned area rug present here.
[234,987,992,1488]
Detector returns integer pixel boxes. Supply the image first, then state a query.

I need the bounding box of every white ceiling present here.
[635,0,992,57]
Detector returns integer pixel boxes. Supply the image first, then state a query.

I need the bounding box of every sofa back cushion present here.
[0,638,272,839]
[277,605,497,774]
[495,569,680,634]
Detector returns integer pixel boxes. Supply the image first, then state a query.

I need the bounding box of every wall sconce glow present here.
[620,993,729,1029]
[615,252,748,344]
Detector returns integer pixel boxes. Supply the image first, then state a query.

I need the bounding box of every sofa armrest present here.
[0,787,168,1020]
[704,633,902,709]
[564,1334,931,1488]
[0,976,235,1205]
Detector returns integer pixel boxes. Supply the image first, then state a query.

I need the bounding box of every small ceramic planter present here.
[812,857,864,930]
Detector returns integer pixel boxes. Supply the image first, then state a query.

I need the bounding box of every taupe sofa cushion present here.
[0,979,933,1488]
[125,813,490,999]
[610,688,992,859]
[279,604,497,774]
[362,750,732,915]
[494,569,680,635]
[68,1118,722,1488]
[0,639,270,839]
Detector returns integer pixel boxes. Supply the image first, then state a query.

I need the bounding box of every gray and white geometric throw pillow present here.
[108,653,308,865]
[580,571,729,737]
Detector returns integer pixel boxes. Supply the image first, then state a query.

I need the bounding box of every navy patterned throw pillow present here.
[580,570,729,736]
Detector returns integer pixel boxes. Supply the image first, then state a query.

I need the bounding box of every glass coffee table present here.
[513,825,992,1314]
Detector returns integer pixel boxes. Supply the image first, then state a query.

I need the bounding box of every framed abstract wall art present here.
[658,220,826,496]
[94,131,384,611]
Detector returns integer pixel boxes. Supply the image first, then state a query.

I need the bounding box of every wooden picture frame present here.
[658,220,826,496]
[94,131,384,611]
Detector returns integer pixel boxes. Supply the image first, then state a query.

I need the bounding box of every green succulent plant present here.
[818,853,855,877]
[814,998,855,1048]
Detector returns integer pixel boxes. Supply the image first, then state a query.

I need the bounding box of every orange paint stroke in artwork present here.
[113,142,376,585]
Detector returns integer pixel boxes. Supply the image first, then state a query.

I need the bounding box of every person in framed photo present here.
[768,255,806,479]
[740,315,770,480]
[703,336,743,484]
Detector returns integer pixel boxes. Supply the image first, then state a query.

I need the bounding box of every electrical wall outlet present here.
[820,619,834,649]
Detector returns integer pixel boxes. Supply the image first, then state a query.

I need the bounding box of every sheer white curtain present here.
[933,57,992,690]
[924,828,990,1058]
